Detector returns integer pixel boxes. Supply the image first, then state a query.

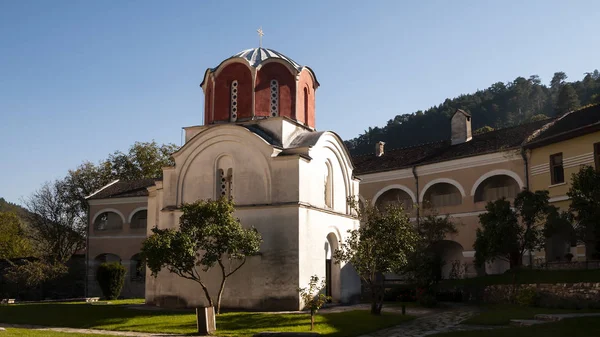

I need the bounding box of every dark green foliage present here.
[473,125,494,135]
[346,71,600,154]
[568,166,600,258]
[475,190,551,268]
[334,197,419,315]
[96,262,126,300]
[555,84,580,115]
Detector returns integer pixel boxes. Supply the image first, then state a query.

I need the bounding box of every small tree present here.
[298,275,331,331]
[96,262,126,300]
[568,166,600,258]
[0,212,32,261]
[474,190,550,269]
[334,197,419,315]
[142,198,262,315]
[407,212,458,288]
[474,198,520,268]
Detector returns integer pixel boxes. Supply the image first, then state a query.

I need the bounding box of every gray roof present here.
[201,48,319,88]
[288,131,326,148]
[230,48,303,70]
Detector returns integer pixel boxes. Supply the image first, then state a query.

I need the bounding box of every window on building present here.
[230,80,238,122]
[94,212,123,231]
[130,210,147,229]
[324,162,333,208]
[217,168,234,200]
[423,183,462,208]
[270,79,279,117]
[375,189,414,211]
[303,87,309,124]
[550,153,564,185]
[473,175,520,203]
[594,143,600,171]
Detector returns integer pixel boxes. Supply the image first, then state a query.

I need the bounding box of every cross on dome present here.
[257,27,264,48]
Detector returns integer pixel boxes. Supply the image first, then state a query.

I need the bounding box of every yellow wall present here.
[529,131,600,207]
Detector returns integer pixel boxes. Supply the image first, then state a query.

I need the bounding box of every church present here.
[87,46,363,310]
[85,40,600,310]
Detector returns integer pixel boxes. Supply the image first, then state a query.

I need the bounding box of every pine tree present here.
[555,84,580,115]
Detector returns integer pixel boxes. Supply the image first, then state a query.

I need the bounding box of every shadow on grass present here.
[0,304,414,336]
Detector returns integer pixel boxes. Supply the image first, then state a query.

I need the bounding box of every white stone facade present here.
[145,118,361,310]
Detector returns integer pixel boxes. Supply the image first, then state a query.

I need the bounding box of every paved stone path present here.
[358,307,498,337]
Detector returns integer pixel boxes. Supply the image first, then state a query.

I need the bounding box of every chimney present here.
[451,109,472,145]
[375,141,385,157]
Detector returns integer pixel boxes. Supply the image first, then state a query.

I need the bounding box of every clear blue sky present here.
[1,0,599,205]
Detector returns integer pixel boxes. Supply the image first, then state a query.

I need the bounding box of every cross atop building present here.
[257,27,264,48]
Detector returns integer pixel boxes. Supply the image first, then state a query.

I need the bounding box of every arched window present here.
[375,189,414,211]
[423,183,462,208]
[474,175,520,203]
[230,80,238,122]
[216,156,234,200]
[94,212,123,231]
[324,161,333,208]
[303,87,309,124]
[130,210,147,230]
[130,253,145,282]
[95,253,121,264]
[270,79,279,117]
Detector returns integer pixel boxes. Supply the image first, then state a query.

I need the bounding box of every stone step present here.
[509,319,547,326]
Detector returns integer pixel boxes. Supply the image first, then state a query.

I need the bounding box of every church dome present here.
[230,48,303,71]
[200,47,319,129]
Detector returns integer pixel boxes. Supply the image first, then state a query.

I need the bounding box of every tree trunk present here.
[310,310,315,331]
[370,283,383,315]
[217,276,227,315]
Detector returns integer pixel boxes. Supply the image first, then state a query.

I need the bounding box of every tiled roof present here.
[87,178,156,200]
[353,119,552,175]
[525,104,600,148]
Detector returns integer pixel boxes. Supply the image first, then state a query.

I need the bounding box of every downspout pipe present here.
[84,204,90,298]
[521,147,530,191]
[412,166,419,225]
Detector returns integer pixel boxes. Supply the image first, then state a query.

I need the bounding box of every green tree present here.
[528,114,549,122]
[550,72,568,92]
[473,125,495,135]
[298,275,331,331]
[568,166,600,258]
[333,197,419,315]
[63,141,179,229]
[474,190,550,269]
[555,84,580,115]
[514,190,551,267]
[96,262,126,300]
[142,198,262,316]
[474,198,520,268]
[406,213,458,287]
[0,212,32,260]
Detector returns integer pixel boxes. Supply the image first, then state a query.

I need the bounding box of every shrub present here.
[96,262,126,300]
[515,287,540,306]
[383,284,416,302]
[416,288,438,307]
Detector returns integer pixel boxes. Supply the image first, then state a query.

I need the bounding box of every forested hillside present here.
[0,197,27,217]
[346,70,600,155]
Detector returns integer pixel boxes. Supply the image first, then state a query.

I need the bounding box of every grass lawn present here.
[440,268,600,287]
[0,301,414,336]
[431,316,600,337]
[0,328,117,337]
[462,304,600,326]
